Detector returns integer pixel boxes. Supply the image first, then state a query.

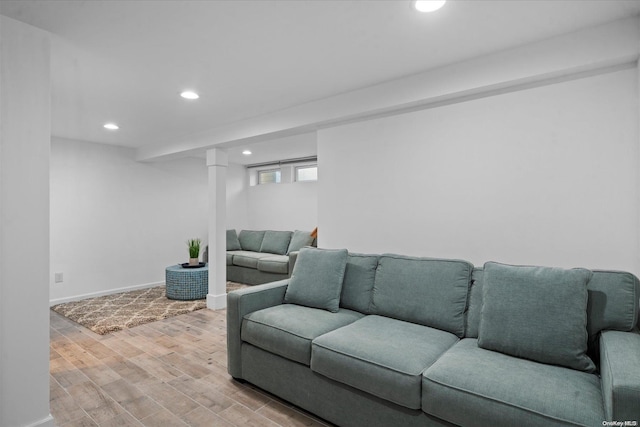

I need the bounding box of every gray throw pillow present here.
[284,247,348,313]
[478,262,595,373]
[287,230,314,254]
[226,229,241,251]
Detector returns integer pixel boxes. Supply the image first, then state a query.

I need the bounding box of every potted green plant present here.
[187,238,201,266]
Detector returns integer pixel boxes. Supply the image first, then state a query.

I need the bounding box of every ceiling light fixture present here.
[414,0,446,13]
[180,90,199,100]
[103,123,119,130]
[242,150,252,155]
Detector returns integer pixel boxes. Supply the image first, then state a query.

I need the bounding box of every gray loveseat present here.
[227,247,640,427]
[226,229,315,285]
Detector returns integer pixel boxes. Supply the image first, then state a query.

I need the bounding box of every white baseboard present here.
[207,292,227,310]
[26,414,55,427]
[49,281,164,306]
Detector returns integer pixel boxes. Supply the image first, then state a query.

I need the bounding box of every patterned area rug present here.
[51,281,249,335]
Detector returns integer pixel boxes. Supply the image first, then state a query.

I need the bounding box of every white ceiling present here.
[1,0,639,164]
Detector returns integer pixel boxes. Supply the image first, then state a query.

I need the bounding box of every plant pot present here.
[189,258,199,266]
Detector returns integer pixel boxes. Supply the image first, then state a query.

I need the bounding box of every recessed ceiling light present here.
[242,150,252,155]
[103,123,119,130]
[180,90,199,100]
[414,0,446,13]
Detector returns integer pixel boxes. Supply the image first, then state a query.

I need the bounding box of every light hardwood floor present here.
[50,308,333,427]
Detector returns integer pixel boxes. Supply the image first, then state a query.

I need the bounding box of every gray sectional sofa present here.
[227,247,640,427]
[226,229,315,285]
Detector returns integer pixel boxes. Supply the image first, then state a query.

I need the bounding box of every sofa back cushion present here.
[340,253,379,313]
[238,230,265,252]
[227,229,242,251]
[287,230,314,254]
[260,230,293,255]
[284,247,348,313]
[464,267,483,338]
[478,262,595,373]
[587,270,639,338]
[370,255,472,337]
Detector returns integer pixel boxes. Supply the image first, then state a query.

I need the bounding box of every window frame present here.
[257,168,282,185]
[295,164,318,182]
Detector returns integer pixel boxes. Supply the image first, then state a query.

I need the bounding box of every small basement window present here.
[258,168,281,184]
[295,165,318,182]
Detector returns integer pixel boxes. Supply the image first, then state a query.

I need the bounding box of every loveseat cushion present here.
[422,339,604,427]
[238,230,265,252]
[370,255,472,337]
[260,231,293,255]
[232,251,274,269]
[257,255,289,274]
[242,304,363,365]
[478,262,595,373]
[340,253,379,313]
[284,247,348,313]
[311,315,458,410]
[227,229,242,251]
[287,230,314,254]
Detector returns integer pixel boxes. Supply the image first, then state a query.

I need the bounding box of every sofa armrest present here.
[600,329,640,422]
[227,280,289,379]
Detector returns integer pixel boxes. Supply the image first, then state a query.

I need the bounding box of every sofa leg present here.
[231,377,246,383]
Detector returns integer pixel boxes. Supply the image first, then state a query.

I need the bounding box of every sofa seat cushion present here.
[257,255,289,274]
[311,315,458,410]
[422,339,604,427]
[242,304,363,366]
[232,251,274,269]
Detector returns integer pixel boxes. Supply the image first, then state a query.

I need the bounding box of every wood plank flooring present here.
[50,308,333,427]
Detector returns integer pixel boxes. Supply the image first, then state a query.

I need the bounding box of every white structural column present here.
[206,148,228,309]
[0,16,55,427]
[637,53,640,273]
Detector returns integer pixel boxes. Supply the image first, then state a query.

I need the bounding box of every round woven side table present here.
[165,264,208,300]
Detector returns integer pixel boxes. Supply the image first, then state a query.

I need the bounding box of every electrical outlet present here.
[54,272,64,283]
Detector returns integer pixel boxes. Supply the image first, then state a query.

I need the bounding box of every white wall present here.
[50,138,208,303]
[0,16,54,427]
[226,162,249,230]
[50,140,316,303]
[225,161,318,232]
[319,67,639,275]
[245,179,318,231]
